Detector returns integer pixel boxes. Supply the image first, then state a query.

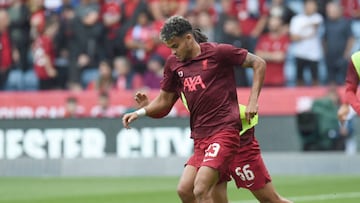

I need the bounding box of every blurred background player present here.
[338,51,360,155]
[338,51,360,119]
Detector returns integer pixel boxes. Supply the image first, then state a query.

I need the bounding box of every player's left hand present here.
[135,92,150,108]
[245,102,258,124]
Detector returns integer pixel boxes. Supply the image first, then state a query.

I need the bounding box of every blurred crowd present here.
[0,0,359,92]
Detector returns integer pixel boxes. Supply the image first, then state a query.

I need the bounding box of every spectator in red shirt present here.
[32,17,59,90]
[0,9,13,90]
[340,0,360,19]
[255,16,290,86]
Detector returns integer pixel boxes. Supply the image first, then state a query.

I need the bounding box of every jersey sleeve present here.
[345,61,360,114]
[160,57,178,93]
[216,43,248,67]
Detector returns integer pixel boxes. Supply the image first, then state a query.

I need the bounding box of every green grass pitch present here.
[0,176,359,203]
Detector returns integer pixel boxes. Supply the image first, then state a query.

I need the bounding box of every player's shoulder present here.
[200,42,218,48]
[200,42,232,49]
[201,42,238,53]
[164,55,178,66]
[164,54,184,70]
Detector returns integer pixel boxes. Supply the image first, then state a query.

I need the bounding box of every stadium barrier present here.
[0,87,354,119]
[0,117,359,176]
[0,116,307,160]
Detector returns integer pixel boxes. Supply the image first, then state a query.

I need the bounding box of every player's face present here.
[165,34,192,61]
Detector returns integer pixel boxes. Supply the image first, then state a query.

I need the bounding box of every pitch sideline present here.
[231,191,360,203]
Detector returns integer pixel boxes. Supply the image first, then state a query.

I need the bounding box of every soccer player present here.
[338,51,360,122]
[134,92,292,203]
[122,16,266,203]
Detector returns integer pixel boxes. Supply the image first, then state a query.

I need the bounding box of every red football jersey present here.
[161,42,248,139]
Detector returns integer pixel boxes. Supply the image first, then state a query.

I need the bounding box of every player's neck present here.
[191,42,201,59]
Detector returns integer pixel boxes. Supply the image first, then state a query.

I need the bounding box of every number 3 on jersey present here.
[235,164,255,181]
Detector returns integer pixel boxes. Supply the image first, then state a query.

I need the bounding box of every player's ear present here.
[185,33,192,40]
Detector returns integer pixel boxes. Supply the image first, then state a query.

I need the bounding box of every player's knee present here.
[193,182,211,200]
[177,183,194,201]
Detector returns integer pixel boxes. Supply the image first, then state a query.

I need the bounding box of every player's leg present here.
[230,129,292,203]
[177,165,197,203]
[212,182,229,203]
[193,130,240,203]
[250,182,293,203]
[193,166,219,202]
[178,166,230,203]
[179,141,231,203]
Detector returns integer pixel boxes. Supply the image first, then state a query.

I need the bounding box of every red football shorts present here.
[228,128,272,191]
[186,129,240,182]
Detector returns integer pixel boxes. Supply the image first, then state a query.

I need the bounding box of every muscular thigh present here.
[199,130,240,182]
[178,165,197,192]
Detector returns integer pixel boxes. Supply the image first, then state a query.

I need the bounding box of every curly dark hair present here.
[160,16,208,43]
[160,16,193,41]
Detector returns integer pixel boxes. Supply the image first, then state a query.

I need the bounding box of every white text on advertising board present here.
[0,127,193,159]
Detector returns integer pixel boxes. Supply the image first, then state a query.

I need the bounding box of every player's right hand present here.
[122,112,139,129]
[337,104,349,124]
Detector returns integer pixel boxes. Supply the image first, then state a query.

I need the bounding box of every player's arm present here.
[344,61,360,114]
[241,52,266,123]
[122,90,177,128]
[134,91,178,118]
